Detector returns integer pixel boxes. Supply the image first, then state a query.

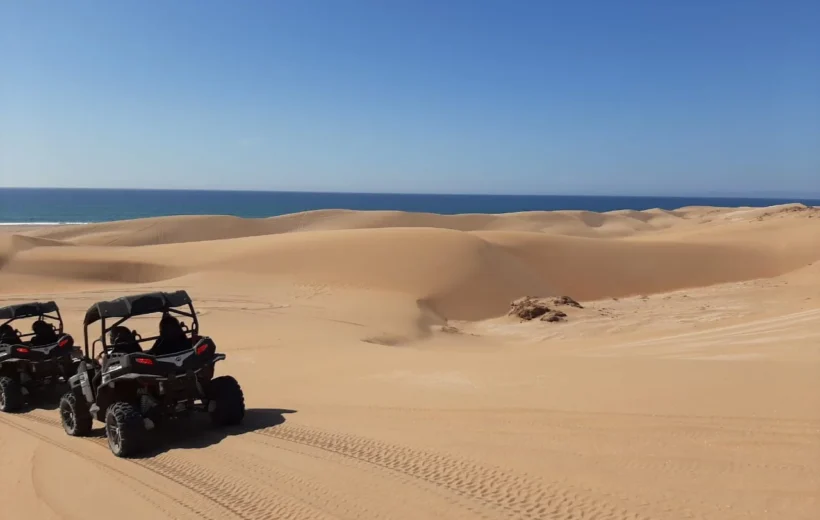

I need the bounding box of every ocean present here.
[1,188,818,225]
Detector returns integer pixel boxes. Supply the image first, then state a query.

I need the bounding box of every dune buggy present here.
[59,290,245,457]
[0,301,81,412]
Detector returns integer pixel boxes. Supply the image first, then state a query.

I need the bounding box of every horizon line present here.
[1,186,819,201]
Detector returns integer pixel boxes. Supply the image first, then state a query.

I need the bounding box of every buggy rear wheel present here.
[59,391,93,436]
[0,376,24,413]
[105,402,145,458]
[207,375,245,426]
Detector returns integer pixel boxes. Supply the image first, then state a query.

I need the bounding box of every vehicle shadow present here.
[87,408,298,457]
[22,386,68,412]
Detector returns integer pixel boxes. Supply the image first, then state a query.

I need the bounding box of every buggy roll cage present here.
[81,290,200,359]
[0,301,64,341]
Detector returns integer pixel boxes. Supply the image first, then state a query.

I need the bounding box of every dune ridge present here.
[3,204,819,321]
[11,205,726,246]
[20,202,813,248]
[3,206,819,295]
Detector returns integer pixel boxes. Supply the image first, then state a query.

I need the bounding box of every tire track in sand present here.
[16,411,337,520]
[18,409,654,519]
[254,423,651,520]
[595,308,820,356]
[25,409,479,519]
[0,414,207,520]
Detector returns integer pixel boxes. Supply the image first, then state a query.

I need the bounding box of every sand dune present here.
[5,204,820,318]
[1,204,819,520]
[21,205,696,246]
[23,203,810,248]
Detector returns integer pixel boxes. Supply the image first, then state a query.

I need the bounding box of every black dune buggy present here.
[0,301,81,412]
[59,290,245,457]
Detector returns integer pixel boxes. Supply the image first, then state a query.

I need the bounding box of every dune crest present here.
[20,205,701,246]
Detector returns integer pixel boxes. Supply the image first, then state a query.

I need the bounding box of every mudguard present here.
[69,361,95,403]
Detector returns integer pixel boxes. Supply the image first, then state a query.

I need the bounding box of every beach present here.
[1,203,818,520]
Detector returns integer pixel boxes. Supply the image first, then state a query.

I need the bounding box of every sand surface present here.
[1,203,819,519]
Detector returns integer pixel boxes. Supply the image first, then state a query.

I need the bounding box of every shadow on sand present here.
[87,408,298,458]
[19,385,68,412]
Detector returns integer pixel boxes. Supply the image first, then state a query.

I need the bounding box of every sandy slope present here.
[1,203,819,520]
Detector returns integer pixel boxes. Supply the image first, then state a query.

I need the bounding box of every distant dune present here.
[2,203,818,321]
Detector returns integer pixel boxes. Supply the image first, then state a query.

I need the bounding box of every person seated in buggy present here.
[0,323,22,345]
[94,314,190,366]
[91,326,146,392]
[146,314,191,357]
[1,321,58,347]
[30,319,59,346]
[108,326,142,356]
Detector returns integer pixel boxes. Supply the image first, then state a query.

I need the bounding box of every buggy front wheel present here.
[105,402,145,458]
[59,391,93,436]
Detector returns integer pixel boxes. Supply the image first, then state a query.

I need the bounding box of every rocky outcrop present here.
[508,296,582,322]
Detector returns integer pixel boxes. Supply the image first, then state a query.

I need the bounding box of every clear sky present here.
[1,1,818,196]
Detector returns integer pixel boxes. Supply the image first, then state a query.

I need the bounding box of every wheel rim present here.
[0,391,5,409]
[61,402,76,431]
[106,414,121,452]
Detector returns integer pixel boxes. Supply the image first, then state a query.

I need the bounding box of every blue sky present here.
[1,0,818,196]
